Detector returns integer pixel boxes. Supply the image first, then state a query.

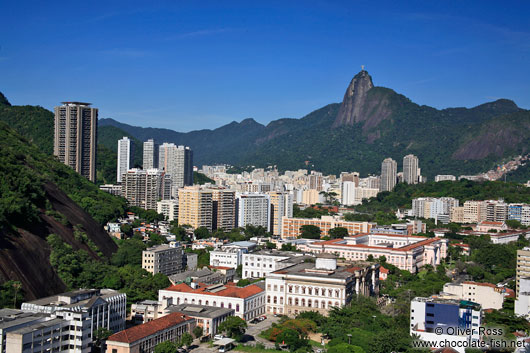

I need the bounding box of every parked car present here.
[214,334,225,340]
[250,318,260,324]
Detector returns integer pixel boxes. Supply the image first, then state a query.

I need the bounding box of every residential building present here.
[381,158,397,192]
[435,175,457,182]
[403,154,419,184]
[117,137,134,183]
[99,184,122,196]
[450,206,465,223]
[211,188,236,231]
[341,182,379,206]
[515,277,530,319]
[463,201,487,224]
[235,193,270,231]
[268,192,293,236]
[411,197,459,220]
[105,313,195,353]
[157,199,179,222]
[308,172,323,191]
[158,282,266,320]
[281,216,373,239]
[265,255,379,316]
[306,233,448,273]
[301,189,321,205]
[121,169,171,210]
[53,102,98,182]
[130,300,167,324]
[442,282,505,310]
[143,139,158,170]
[159,143,193,196]
[178,186,213,231]
[508,204,530,226]
[142,243,186,276]
[410,297,481,353]
[485,200,508,222]
[517,247,530,297]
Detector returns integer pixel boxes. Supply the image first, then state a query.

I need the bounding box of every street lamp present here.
[347,334,352,345]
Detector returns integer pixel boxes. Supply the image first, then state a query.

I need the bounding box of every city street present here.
[190,316,280,353]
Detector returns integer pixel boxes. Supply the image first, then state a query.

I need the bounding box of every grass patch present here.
[234,344,283,353]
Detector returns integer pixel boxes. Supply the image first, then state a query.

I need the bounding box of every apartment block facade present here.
[53,102,98,182]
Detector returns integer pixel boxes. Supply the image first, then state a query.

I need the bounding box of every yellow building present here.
[463,201,487,223]
[517,248,530,297]
[178,186,213,231]
[301,189,320,205]
[281,216,374,239]
[450,206,465,223]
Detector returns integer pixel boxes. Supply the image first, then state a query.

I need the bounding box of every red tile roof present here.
[479,221,504,226]
[311,236,440,252]
[379,266,389,274]
[210,266,233,270]
[107,313,193,344]
[163,282,264,299]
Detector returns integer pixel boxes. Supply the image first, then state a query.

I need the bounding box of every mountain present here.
[0,121,126,299]
[100,70,527,179]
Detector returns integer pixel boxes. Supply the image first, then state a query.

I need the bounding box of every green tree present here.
[299,225,321,239]
[180,332,193,347]
[0,281,24,308]
[154,341,178,353]
[193,325,204,338]
[194,227,210,239]
[236,265,243,278]
[94,327,112,349]
[276,328,309,352]
[218,316,248,341]
[328,227,349,239]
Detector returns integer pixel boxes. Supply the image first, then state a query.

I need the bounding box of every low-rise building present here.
[265,255,379,317]
[168,268,227,286]
[166,304,233,337]
[105,313,195,353]
[475,221,508,232]
[21,289,126,334]
[442,281,505,310]
[281,216,373,239]
[157,199,179,222]
[242,251,304,279]
[306,233,448,273]
[209,241,257,269]
[158,282,265,321]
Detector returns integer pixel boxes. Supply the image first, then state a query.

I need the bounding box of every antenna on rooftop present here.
[361,65,365,71]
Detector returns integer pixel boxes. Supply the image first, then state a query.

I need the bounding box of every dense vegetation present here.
[0,122,127,228]
[354,179,530,214]
[262,297,416,353]
[193,171,214,185]
[47,233,170,303]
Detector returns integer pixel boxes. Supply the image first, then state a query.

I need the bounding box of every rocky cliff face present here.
[333,70,375,127]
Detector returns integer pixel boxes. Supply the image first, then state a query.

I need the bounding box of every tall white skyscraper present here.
[143,139,158,170]
[381,158,397,192]
[159,143,193,196]
[403,154,419,184]
[117,137,133,183]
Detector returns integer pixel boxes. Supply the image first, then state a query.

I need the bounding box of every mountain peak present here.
[332,70,377,128]
[0,92,11,106]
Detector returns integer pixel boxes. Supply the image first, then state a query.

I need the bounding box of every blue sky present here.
[1,0,529,131]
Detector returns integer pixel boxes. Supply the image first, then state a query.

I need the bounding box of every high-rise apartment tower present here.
[53,102,98,182]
